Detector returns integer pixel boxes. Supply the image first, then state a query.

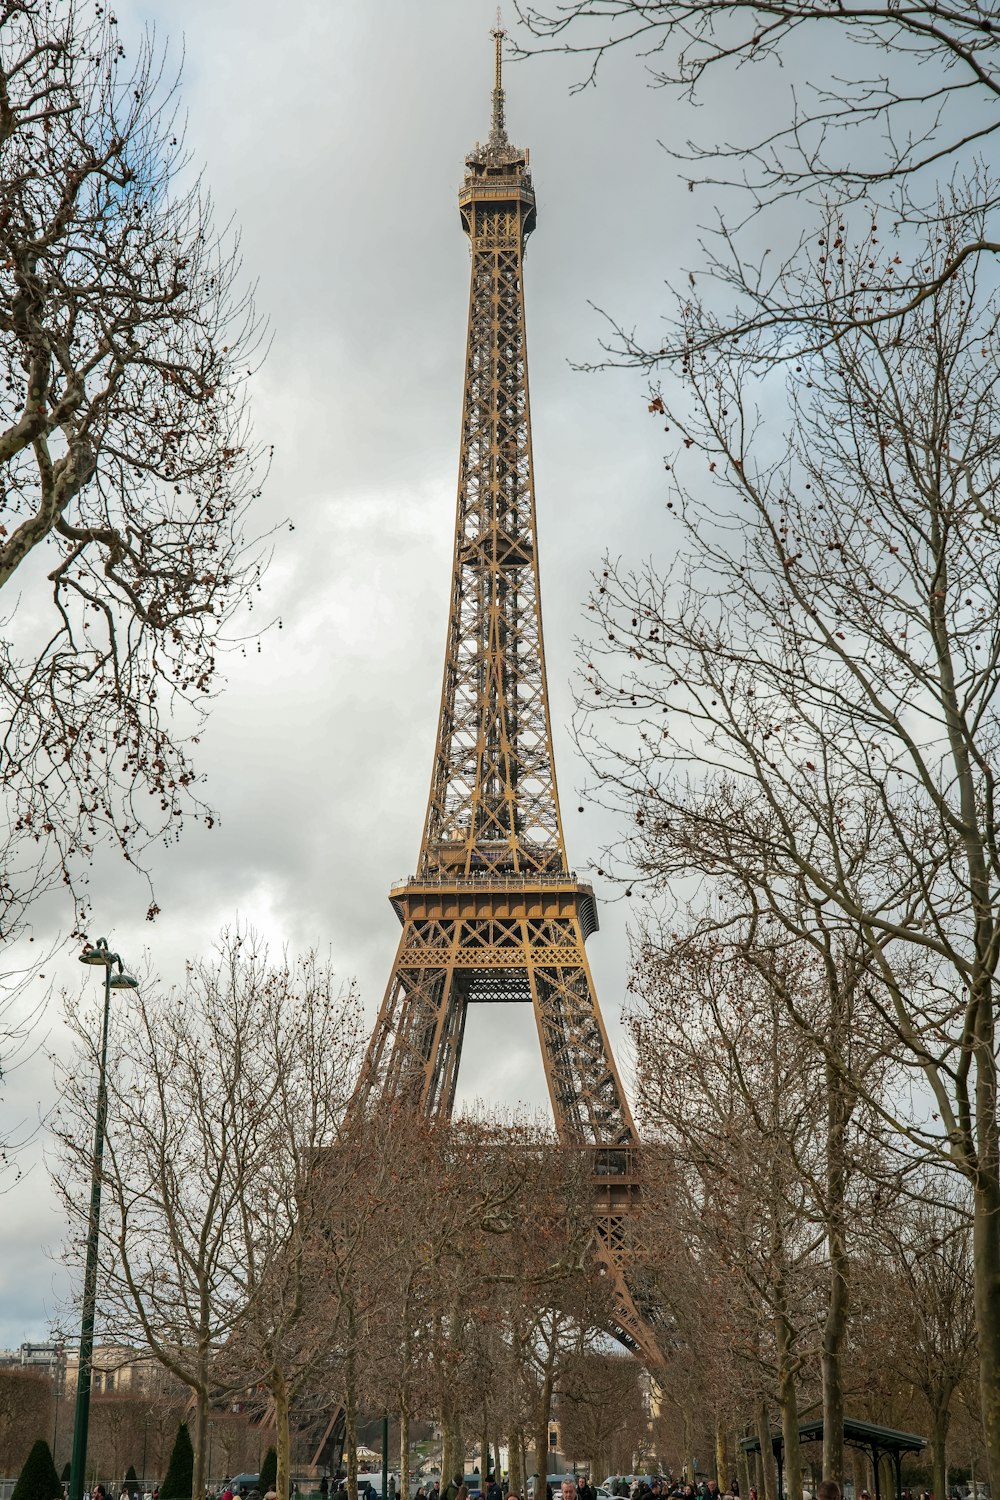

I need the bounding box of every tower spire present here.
[490,16,507,145]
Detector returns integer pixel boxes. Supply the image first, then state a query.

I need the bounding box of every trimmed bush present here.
[160,1422,194,1500]
[12,1439,61,1500]
[259,1449,277,1494]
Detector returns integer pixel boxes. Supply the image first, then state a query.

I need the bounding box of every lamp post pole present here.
[68,938,139,1500]
[382,1415,389,1500]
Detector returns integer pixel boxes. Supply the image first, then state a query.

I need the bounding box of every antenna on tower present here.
[490,8,507,145]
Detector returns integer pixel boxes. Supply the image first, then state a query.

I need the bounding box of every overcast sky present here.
[0,0,782,1345]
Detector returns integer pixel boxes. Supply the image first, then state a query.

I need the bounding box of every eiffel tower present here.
[352,26,659,1365]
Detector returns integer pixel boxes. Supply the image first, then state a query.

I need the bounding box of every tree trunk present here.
[534,1399,551,1494]
[481,1418,490,1481]
[273,1368,291,1500]
[715,1419,730,1488]
[929,1404,949,1500]
[850,1450,865,1500]
[683,1407,697,1487]
[400,1408,410,1500]
[443,1431,455,1491]
[193,1387,209,1500]
[756,1402,778,1500]
[509,1430,523,1499]
[775,1302,802,1500]
[346,1340,358,1500]
[737,1442,751,1500]
[822,1053,850,1487]
[973,1169,1000,1487]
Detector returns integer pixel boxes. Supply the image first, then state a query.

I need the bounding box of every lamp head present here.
[109,971,139,990]
[79,939,113,966]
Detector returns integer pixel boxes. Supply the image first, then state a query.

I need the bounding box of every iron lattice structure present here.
[353,31,659,1365]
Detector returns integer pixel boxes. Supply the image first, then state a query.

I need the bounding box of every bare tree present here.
[0,1369,53,1477]
[229,984,374,1500]
[864,1182,978,1500]
[557,1352,648,1481]
[517,1,1000,350]
[89,1393,152,1490]
[0,0,268,945]
[634,940,835,1500]
[574,199,1000,1478]
[52,931,359,1500]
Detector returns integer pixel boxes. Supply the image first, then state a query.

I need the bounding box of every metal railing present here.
[391,870,592,891]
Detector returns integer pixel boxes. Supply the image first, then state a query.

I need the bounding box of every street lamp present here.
[68,938,139,1500]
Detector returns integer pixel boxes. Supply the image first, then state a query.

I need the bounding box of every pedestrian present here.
[445,1476,463,1500]
[488,1477,502,1500]
[816,1484,841,1500]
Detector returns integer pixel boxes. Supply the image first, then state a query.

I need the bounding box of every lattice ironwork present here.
[352,28,661,1367]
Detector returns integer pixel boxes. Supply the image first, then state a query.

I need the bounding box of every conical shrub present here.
[12,1439,61,1500]
[259,1449,277,1494]
[160,1422,194,1500]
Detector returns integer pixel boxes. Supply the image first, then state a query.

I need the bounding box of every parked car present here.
[528,1475,580,1498]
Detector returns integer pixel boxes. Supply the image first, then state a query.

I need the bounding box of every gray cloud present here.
[1,0,790,1343]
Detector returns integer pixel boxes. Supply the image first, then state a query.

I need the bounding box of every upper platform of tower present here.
[459,27,537,240]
